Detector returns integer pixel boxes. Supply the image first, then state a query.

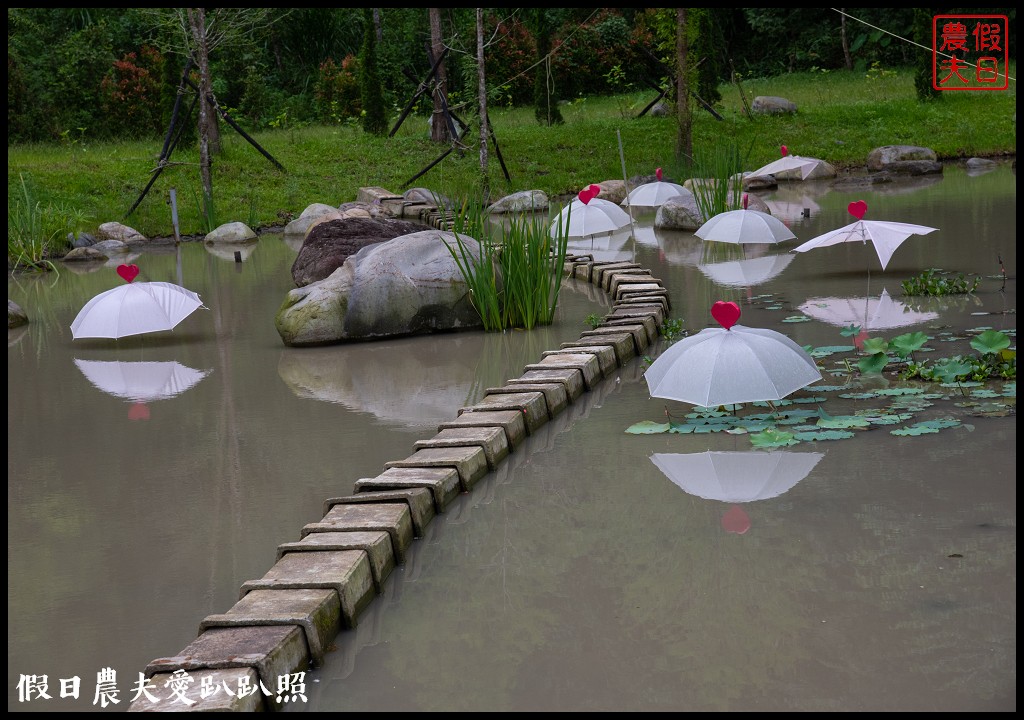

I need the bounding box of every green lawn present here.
[7,65,1017,247]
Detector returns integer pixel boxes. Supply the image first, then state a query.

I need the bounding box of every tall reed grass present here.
[444,197,569,331]
[8,173,84,272]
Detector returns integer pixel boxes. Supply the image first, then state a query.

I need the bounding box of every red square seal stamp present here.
[933,14,1010,91]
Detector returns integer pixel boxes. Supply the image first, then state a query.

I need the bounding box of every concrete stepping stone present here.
[199,588,340,666]
[524,353,601,390]
[542,345,618,377]
[353,467,461,512]
[508,368,585,401]
[437,409,527,451]
[276,531,394,592]
[460,391,548,434]
[238,550,374,630]
[302,503,414,564]
[384,446,489,492]
[483,382,570,417]
[322,488,435,538]
[412,426,510,469]
[143,625,307,706]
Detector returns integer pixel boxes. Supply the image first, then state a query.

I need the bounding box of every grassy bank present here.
[7,66,1017,247]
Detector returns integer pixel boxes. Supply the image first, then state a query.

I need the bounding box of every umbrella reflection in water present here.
[651,449,825,535]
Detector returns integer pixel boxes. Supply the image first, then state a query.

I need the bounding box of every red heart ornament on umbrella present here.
[117,264,140,283]
[588,183,601,197]
[578,188,594,205]
[781,144,788,157]
[847,200,868,220]
[656,167,663,181]
[711,300,741,330]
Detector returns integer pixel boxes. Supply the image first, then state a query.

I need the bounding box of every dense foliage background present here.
[8,7,1016,145]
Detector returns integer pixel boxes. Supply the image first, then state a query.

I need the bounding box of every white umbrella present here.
[694,205,796,245]
[698,253,795,288]
[791,200,938,270]
[551,185,631,240]
[644,301,821,407]
[748,145,823,181]
[622,168,691,209]
[74,359,211,402]
[798,288,939,331]
[70,280,206,340]
[650,450,824,503]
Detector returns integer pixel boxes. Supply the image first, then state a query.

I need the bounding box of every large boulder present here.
[283,203,342,237]
[593,180,627,205]
[96,222,148,246]
[487,190,549,214]
[866,145,940,173]
[290,217,428,287]
[9,299,28,328]
[204,222,257,245]
[275,229,485,346]
[656,191,769,231]
[751,96,797,114]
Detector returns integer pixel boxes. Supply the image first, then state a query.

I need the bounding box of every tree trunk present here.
[187,8,215,217]
[675,8,692,165]
[373,8,382,43]
[841,10,853,70]
[477,8,489,192]
[429,8,449,143]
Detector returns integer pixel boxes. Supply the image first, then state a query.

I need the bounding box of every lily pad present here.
[891,425,940,436]
[970,329,1012,354]
[782,315,812,323]
[794,430,856,441]
[862,413,914,425]
[816,414,871,429]
[749,427,800,448]
[873,387,925,396]
[626,421,669,434]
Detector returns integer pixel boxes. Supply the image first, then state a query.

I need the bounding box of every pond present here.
[7,163,1015,712]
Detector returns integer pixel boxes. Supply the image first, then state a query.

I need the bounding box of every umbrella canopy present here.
[623,169,691,210]
[551,185,631,239]
[791,201,938,270]
[694,207,796,245]
[698,253,795,288]
[650,450,824,503]
[644,301,821,407]
[70,280,206,340]
[748,146,822,181]
[74,359,211,402]
[798,288,939,331]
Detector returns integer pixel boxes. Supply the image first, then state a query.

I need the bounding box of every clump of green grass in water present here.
[684,143,746,221]
[444,196,569,331]
[8,173,83,273]
[901,268,980,296]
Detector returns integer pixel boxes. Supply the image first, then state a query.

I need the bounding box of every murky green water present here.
[8,163,1015,712]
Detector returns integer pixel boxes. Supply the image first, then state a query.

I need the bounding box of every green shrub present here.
[314,56,362,123]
